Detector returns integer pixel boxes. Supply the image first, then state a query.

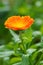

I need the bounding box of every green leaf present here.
[21,28,32,44]
[10,57,22,64]
[40,61,43,65]
[21,54,30,65]
[9,29,21,43]
[13,62,21,65]
[30,43,42,48]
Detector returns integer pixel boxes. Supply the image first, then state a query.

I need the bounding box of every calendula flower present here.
[4,16,34,30]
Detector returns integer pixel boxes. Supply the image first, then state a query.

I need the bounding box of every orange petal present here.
[4,16,34,30]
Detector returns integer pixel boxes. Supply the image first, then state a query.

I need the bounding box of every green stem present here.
[19,31,26,54]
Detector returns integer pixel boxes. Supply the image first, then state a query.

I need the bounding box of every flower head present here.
[4,16,34,30]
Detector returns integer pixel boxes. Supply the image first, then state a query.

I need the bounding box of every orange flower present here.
[4,16,34,30]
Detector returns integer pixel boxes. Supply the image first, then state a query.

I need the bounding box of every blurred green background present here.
[0,0,43,65]
[0,0,43,44]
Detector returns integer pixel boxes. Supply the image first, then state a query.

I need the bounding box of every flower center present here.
[12,21,25,28]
